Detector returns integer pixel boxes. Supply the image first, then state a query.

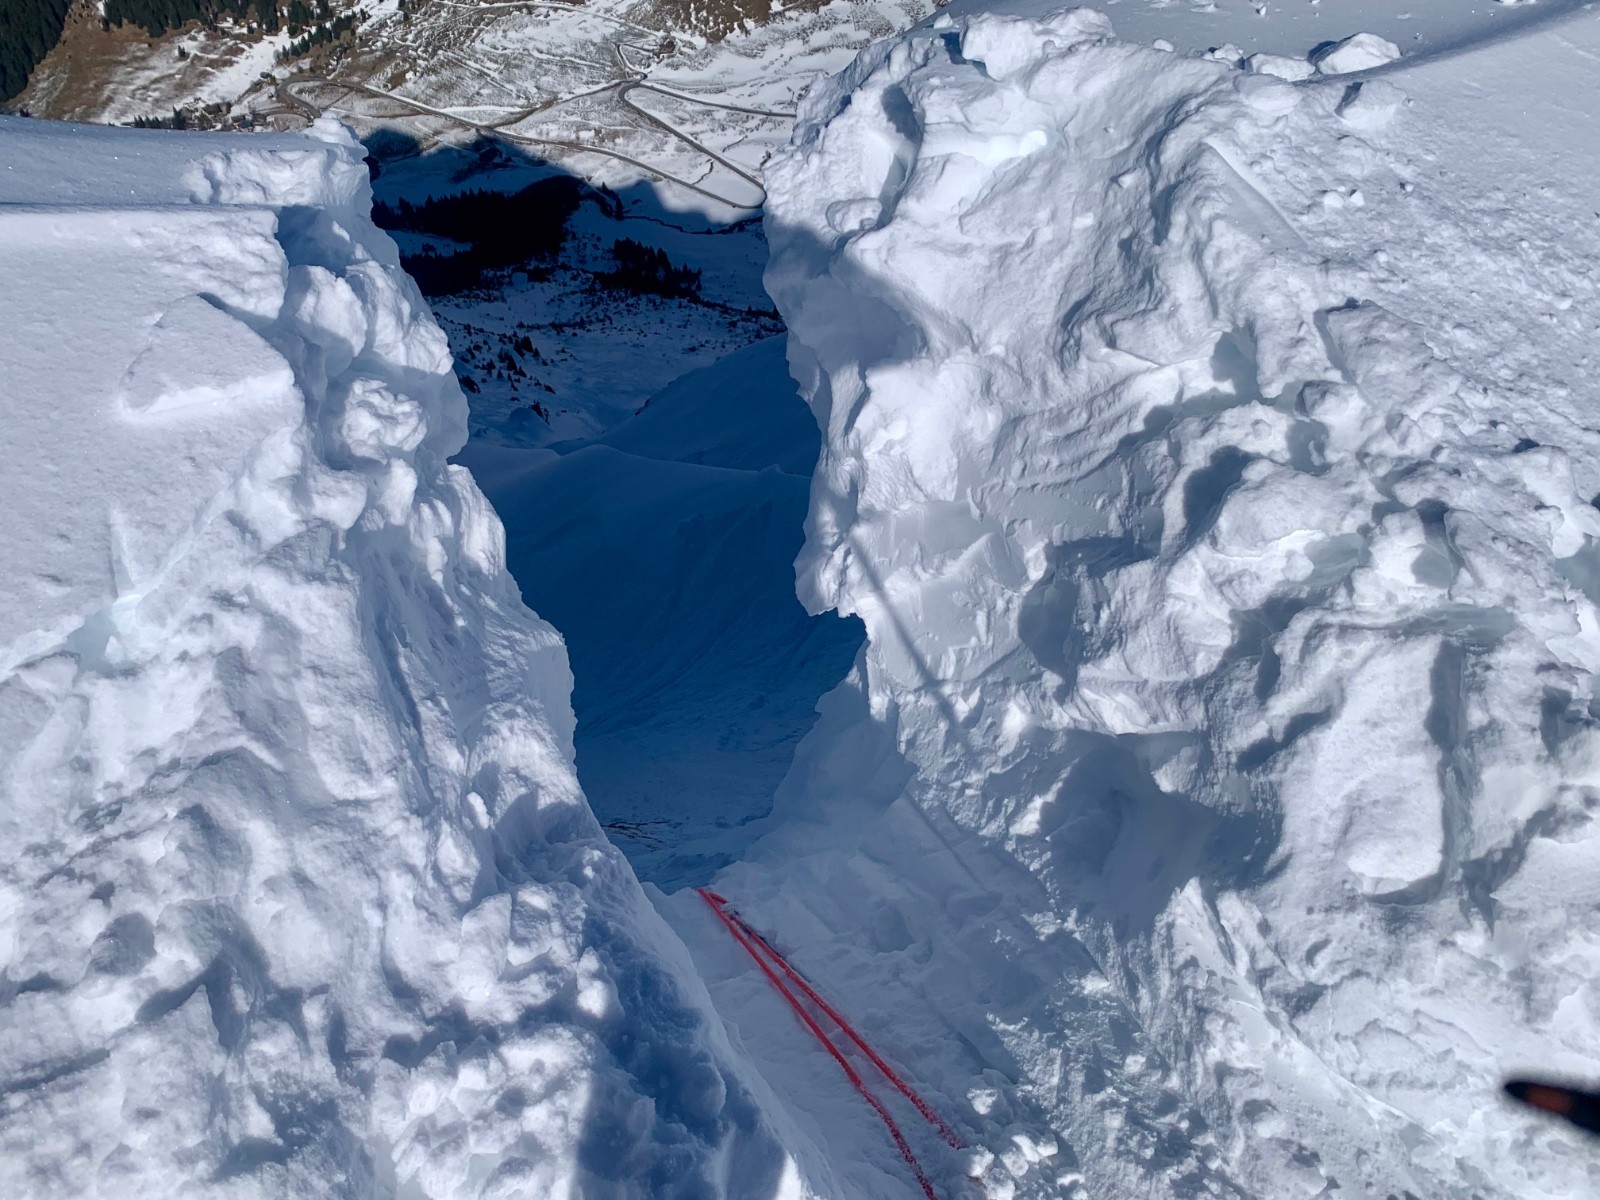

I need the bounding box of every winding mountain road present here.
[279,17,792,210]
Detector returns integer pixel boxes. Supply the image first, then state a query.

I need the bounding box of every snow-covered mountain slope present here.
[653,6,1600,1199]
[0,115,806,1199]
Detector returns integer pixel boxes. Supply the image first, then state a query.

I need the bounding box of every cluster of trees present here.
[371,177,585,296]
[451,325,555,422]
[282,0,329,29]
[107,0,258,39]
[597,239,702,300]
[102,0,335,39]
[0,0,70,103]
[0,0,365,104]
[279,9,355,59]
[397,249,499,296]
[125,98,239,129]
[131,108,190,128]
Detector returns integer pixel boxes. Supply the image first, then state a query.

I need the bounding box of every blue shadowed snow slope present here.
[458,336,865,889]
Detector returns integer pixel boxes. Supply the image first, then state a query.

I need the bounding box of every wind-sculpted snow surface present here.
[757,7,1600,1197]
[0,117,796,1199]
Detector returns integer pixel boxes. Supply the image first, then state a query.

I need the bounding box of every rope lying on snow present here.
[695,887,962,1199]
[725,903,966,1151]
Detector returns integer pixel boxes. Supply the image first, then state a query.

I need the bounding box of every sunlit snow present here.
[4,1,1600,1198]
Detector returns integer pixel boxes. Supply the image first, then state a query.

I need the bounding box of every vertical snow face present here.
[0,118,792,1199]
[765,10,1600,1198]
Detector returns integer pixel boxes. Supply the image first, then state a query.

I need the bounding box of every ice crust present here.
[754,7,1600,1197]
[0,117,796,1199]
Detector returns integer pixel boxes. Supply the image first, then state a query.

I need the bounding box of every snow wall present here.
[0,117,796,1199]
[762,8,1600,1198]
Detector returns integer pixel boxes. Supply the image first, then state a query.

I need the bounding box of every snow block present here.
[118,294,298,417]
[1312,32,1402,76]
[1245,52,1315,82]
[0,117,797,1200]
[763,9,1600,1199]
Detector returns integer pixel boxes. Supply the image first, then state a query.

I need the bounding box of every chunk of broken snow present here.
[1312,32,1402,75]
[1246,52,1315,82]
[1336,79,1405,130]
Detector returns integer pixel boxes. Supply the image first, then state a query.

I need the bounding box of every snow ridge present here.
[762,8,1600,1197]
[0,117,792,1199]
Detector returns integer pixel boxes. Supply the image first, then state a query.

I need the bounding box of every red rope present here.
[696,887,942,1200]
[721,904,965,1149]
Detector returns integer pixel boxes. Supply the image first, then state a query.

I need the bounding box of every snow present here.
[456,336,865,891]
[7,0,1600,1195]
[0,115,805,1198]
[660,3,1600,1197]
[1310,30,1401,74]
[995,0,1596,58]
[1243,51,1313,81]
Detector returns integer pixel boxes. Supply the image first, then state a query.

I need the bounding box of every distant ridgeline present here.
[103,0,336,40]
[0,0,70,103]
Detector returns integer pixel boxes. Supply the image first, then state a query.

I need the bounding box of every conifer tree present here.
[0,0,73,103]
